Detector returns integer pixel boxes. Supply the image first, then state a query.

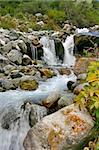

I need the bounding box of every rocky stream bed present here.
[0,27,99,150]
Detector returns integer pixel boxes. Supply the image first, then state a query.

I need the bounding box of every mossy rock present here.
[40,68,55,78]
[20,79,38,90]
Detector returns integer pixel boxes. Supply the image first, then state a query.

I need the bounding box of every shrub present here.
[48,9,65,24]
[75,61,99,128]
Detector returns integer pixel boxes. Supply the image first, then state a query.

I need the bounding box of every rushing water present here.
[0,106,30,150]
[62,35,76,67]
[30,44,38,60]
[0,73,76,150]
[40,35,75,67]
[40,36,57,65]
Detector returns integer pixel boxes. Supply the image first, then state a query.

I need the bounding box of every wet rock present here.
[58,68,71,75]
[19,77,38,91]
[1,108,18,129]
[7,49,22,65]
[58,93,76,108]
[22,54,32,66]
[42,92,60,108]
[55,39,64,61]
[67,81,76,91]
[24,104,94,150]
[40,68,55,78]
[73,83,89,95]
[29,104,47,127]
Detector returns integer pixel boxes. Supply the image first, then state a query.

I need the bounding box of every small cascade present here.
[0,104,30,150]
[40,36,57,65]
[30,44,38,60]
[76,28,89,34]
[62,35,76,67]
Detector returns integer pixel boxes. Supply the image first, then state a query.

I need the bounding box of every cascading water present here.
[30,44,38,60]
[40,35,76,67]
[40,36,57,65]
[62,35,76,67]
[0,104,30,150]
[0,73,77,150]
[0,30,78,150]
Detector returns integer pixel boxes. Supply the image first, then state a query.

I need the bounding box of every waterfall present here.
[40,35,76,67]
[30,44,38,60]
[40,36,57,65]
[62,35,76,67]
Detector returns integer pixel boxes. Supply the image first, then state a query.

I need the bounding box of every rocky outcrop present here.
[24,104,94,150]
[74,34,99,54]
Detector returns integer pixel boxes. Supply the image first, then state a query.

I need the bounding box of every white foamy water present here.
[30,44,38,60]
[40,36,57,65]
[0,73,76,150]
[0,105,30,150]
[76,28,89,34]
[62,35,76,67]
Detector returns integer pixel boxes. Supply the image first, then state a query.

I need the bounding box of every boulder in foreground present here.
[24,104,94,150]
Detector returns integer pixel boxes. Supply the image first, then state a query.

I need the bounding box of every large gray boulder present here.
[58,93,76,108]
[24,104,94,150]
[7,49,22,64]
[29,104,47,127]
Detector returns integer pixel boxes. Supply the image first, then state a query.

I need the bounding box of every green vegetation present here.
[75,61,99,128]
[75,61,99,149]
[0,0,99,31]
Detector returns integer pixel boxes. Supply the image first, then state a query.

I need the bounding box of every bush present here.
[48,9,65,24]
[75,61,99,128]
